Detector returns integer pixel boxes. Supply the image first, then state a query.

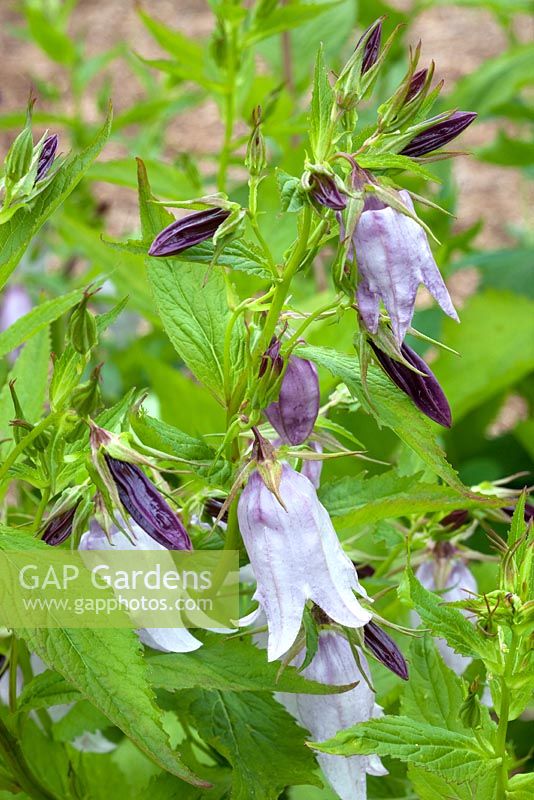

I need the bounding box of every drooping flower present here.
[278,631,387,800]
[104,455,192,550]
[370,340,452,427]
[413,546,477,674]
[363,621,408,680]
[79,519,202,653]
[35,133,58,183]
[401,111,476,158]
[148,208,230,257]
[265,357,320,445]
[238,465,371,661]
[354,189,458,344]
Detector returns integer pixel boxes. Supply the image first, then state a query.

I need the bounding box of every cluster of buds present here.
[0,103,59,224]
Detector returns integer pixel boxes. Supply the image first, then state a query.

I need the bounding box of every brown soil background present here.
[0,0,532,248]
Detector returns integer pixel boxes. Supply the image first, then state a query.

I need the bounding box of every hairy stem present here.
[495,632,519,799]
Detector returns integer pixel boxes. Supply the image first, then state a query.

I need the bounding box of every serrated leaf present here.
[296,344,465,490]
[276,169,306,213]
[320,471,502,528]
[309,44,334,161]
[507,772,534,800]
[187,689,321,799]
[312,715,498,783]
[359,153,439,182]
[17,669,80,713]
[407,569,494,663]
[148,635,354,694]
[246,1,343,46]
[0,108,112,290]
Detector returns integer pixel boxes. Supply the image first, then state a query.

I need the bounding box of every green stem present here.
[495,632,519,799]
[0,716,55,800]
[248,177,277,275]
[217,27,238,193]
[283,298,340,352]
[8,637,18,714]
[0,414,58,486]
[32,485,50,534]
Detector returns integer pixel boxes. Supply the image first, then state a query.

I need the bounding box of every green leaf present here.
[19,720,73,799]
[52,700,111,743]
[432,290,534,421]
[148,635,355,695]
[408,766,497,800]
[247,1,343,46]
[17,669,80,713]
[187,689,321,799]
[87,157,196,199]
[24,8,77,65]
[16,628,207,787]
[320,471,503,529]
[0,108,112,290]
[162,239,273,280]
[407,569,494,663]
[0,289,83,359]
[276,169,306,213]
[0,327,50,448]
[309,44,334,161]
[507,773,534,800]
[358,153,439,182]
[403,635,496,739]
[136,8,205,69]
[476,132,534,167]
[296,344,465,490]
[450,44,534,115]
[312,716,497,783]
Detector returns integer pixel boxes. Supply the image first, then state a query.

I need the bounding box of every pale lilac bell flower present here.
[238,465,371,661]
[0,284,32,362]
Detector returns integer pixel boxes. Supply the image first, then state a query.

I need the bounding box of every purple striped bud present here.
[265,357,320,445]
[204,497,229,523]
[440,509,470,530]
[405,68,428,103]
[35,134,58,183]
[104,455,192,550]
[370,341,452,427]
[80,520,201,653]
[277,631,387,798]
[355,189,458,345]
[238,465,371,661]
[401,111,477,157]
[363,621,408,680]
[42,506,77,546]
[148,208,230,257]
[413,552,477,674]
[310,173,347,211]
[259,337,283,378]
[356,20,383,75]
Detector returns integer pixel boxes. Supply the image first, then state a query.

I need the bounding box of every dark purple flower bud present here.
[400,111,477,157]
[204,497,229,523]
[148,208,230,257]
[356,20,382,75]
[265,356,320,445]
[35,134,58,183]
[370,341,452,428]
[363,621,409,680]
[353,562,375,579]
[104,455,192,550]
[42,506,77,546]
[405,68,428,104]
[259,337,283,378]
[503,504,534,523]
[310,174,347,212]
[440,509,470,530]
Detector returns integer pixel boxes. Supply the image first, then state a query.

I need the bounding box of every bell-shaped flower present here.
[278,631,387,800]
[354,190,458,344]
[238,465,371,661]
[413,550,477,674]
[265,357,320,445]
[79,520,202,653]
[0,284,32,362]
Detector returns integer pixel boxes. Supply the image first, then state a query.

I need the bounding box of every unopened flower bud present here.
[5,125,34,183]
[357,19,382,74]
[70,364,103,417]
[42,505,77,546]
[204,497,229,523]
[363,621,408,680]
[259,337,283,379]
[68,291,97,355]
[245,106,266,177]
[265,357,320,445]
[35,134,58,183]
[405,68,428,103]
[440,509,470,530]
[308,173,347,211]
[148,208,230,257]
[401,111,476,158]
[370,341,452,428]
[104,455,192,550]
[459,680,482,729]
